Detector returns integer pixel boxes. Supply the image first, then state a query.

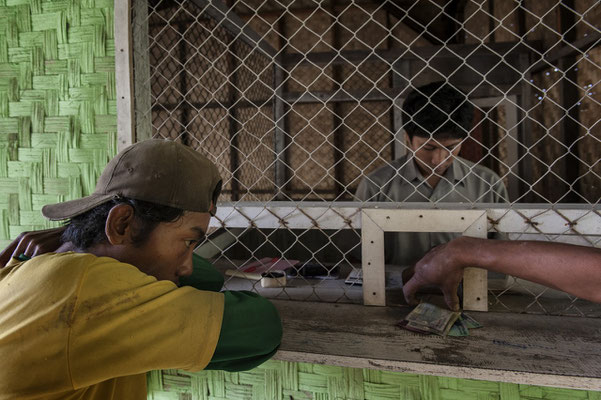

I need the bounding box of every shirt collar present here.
[403,155,468,186]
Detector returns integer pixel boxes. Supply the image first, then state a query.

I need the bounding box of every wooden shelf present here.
[271,299,601,391]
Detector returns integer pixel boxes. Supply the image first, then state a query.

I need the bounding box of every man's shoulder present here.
[455,157,503,182]
[19,252,152,290]
[365,155,411,182]
[7,252,100,280]
[27,252,134,273]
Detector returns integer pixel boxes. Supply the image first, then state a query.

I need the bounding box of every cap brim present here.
[42,193,116,221]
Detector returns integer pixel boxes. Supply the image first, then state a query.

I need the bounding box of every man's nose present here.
[178,256,194,277]
[432,149,450,166]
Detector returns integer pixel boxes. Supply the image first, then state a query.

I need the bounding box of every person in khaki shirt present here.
[356,82,508,267]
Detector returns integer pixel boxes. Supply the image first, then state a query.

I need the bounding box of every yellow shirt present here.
[0,253,224,400]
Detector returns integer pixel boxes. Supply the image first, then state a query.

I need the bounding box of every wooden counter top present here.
[271,299,601,391]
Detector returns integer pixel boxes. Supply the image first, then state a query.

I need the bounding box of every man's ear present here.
[105,204,136,245]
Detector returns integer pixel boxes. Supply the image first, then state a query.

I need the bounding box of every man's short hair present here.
[402,81,474,140]
[61,198,185,250]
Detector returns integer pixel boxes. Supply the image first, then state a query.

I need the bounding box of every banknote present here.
[460,313,482,329]
[447,317,470,337]
[398,304,482,337]
[401,303,460,336]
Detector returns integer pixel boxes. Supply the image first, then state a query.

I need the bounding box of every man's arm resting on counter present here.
[403,236,601,310]
[205,291,282,372]
[182,254,282,372]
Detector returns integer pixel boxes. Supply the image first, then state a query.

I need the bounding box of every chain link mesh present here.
[131,0,601,316]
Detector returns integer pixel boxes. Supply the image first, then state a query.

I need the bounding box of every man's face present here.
[406,134,462,178]
[123,211,211,285]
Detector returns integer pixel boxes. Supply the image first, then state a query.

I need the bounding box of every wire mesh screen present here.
[130,0,601,316]
[134,0,276,201]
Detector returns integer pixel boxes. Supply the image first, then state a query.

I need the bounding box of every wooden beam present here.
[282,85,524,105]
[211,203,601,236]
[114,0,135,151]
[530,30,601,74]
[558,0,581,203]
[281,41,540,66]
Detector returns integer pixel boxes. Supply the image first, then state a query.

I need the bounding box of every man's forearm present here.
[453,237,601,303]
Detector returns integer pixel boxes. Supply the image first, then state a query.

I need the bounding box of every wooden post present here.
[392,60,410,159]
[132,0,152,142]
[274,63,288,200]
[114,0,135,150]
[361,212,385,306]
[461,212,488,311]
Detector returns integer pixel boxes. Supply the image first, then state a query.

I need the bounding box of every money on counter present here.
[398,303,482,337]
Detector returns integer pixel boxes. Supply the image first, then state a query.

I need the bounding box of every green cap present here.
[42,140,222,220]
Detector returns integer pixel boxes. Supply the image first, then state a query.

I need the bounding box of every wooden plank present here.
[132,0,152,142]
[282,87,524,105]
[362,209,486,234]
[518,53,534,199]
[283,87,400,104]
[558,0,581,203]
[530,30,601,74]
[502,96,520,201]
[462,212,488,311]
[212,204,601,237]
[213,204,362,230]
[392,60,410,159]
[361,212,385,306]
[488,208,601,235]
[273,63,287,200]
[272,299,601,390]
[281,41,540,66]
[114,0,134,151]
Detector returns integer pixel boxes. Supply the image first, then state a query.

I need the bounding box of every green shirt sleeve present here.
[179,253,225,292]
[205,291,282,372]
[179,255,282,372]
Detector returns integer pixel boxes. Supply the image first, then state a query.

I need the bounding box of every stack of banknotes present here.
[398,302,482,336]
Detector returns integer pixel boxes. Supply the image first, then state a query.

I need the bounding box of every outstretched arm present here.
[403,236,601,310]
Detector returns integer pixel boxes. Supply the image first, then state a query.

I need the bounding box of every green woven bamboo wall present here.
[0,0,117,248]
[3,1,598,399]
[148,361,600,400]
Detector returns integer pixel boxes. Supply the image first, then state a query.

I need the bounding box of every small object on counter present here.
[286,262,340,279]
[260,271,287,288]
[225,269,287,288]
[344,268,363,285]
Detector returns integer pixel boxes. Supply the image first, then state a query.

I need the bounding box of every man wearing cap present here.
[0,140,282,400]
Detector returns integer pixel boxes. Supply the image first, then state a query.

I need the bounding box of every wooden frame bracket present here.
[361,209,488,310]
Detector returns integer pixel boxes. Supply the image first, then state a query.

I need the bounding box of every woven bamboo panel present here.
[147,361,601,400]
[0,0,117,247]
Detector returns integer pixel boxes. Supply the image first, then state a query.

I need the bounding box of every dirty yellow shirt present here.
[0,252,224,400]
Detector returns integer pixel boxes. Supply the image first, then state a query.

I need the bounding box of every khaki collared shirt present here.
[355,155,508,266]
